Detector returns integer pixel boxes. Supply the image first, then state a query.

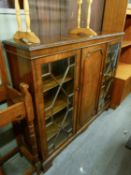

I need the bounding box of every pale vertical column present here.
[77,0,83,28]
[15,0,22,31]
[24,0,31,32]
[86,0,93,28]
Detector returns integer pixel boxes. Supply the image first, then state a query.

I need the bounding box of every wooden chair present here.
[0,43,40,174]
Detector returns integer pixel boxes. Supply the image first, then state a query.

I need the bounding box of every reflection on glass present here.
[41,56,75,153]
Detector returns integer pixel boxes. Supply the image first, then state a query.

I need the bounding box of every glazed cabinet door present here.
[97,42,121,111]
[34,50,80,157]
[78,44,106,129]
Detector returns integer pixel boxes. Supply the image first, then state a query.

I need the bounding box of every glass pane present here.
[98,43,120,110]
[41,56,75,153]
[107,44,120,68]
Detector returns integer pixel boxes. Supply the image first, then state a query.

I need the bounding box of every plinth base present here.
[14,31,40,44]
[70,27,97,36]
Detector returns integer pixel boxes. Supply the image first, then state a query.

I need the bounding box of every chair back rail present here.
[0,102,26,127]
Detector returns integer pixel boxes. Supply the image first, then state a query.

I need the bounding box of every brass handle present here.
[76,87,80,92]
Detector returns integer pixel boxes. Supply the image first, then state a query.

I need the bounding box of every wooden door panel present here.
[79,45,106,128]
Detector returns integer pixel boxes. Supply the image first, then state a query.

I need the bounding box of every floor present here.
[1,94,131,175]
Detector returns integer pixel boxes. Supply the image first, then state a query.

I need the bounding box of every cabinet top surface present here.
[3,33,123,52]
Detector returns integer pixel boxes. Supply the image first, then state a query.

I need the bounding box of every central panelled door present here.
[78,44,106,129]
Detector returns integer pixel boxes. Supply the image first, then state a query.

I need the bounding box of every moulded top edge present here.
[3,32,124,52]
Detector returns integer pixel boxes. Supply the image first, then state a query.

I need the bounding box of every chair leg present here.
[12,122,24,158]
[27,121,41,172]
[20,83,41,172]
[27,121,39,161]
[24,167,35,175]
[13,122,23,147]
[0,167,5,175]
[0,147,18,165]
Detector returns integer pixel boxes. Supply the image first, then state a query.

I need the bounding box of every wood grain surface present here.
[29,0,105,38]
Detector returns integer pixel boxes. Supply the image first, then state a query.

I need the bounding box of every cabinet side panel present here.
[102,0,128,33]
[6,53,33,91]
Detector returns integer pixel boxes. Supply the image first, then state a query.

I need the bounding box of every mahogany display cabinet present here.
[3,33,123,170]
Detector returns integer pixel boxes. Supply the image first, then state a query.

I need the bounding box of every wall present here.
[0,8,25,40]
[0,8,26,84]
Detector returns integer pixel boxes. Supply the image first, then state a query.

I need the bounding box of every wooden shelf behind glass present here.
[43,75,73,93]
[46,114,71,141]
[45,98,67,120]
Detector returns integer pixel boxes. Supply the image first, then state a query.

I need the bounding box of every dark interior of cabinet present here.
[41,56,76,153]
[30,0,105,39]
